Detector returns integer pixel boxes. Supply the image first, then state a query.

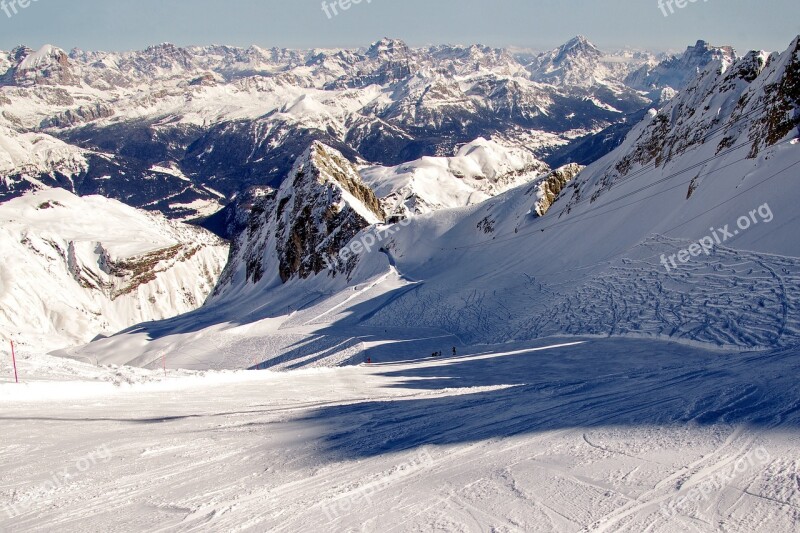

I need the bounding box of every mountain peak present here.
[566,35,591,47]
[18,44,68,67]
[294,142,385,223]
[366,38,410,59]
[146,42,179,51]
[3,44,77,87]
[560,35,600,54]
[216,141,386,287]
[527,35,605,87]
[625,38,737,91]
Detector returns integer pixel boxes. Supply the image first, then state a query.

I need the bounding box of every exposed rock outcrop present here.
[214,142,385,295]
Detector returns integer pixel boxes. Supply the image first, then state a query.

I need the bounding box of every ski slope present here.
[1,36,799,533]
[2,338,799,532]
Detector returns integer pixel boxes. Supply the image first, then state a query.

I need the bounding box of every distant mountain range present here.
[1,37,735,227]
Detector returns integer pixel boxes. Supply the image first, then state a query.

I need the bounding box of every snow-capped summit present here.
[361,137,551,217]
[527,35,606,87]
[557,35,601,59]
[365,38,412,61]
[1,44,79,87]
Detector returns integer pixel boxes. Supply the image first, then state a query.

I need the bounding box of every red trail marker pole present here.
[10,340,18,384]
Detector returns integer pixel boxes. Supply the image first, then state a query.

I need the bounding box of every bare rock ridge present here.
[215,142,385,293]
[532,163,584,217]
[275,142,385,282]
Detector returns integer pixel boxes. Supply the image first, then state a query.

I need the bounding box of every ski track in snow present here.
[1,338,799,532]
[362,236,800,351]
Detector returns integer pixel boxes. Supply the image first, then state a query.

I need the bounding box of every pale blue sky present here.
[0,0,798,54]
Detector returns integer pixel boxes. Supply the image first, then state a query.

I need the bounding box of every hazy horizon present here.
[0,0,798,55]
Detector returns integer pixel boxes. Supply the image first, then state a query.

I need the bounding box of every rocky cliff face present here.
[275,143,385,282]
[214,142,385,296]
[531,163,584,217]
[1,45,80,87]
[40,103,115,129]
[749,37,800,152]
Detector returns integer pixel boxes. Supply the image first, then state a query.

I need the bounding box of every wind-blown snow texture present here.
[3,339,800,532]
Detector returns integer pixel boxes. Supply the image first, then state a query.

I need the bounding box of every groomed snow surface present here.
[1,338,798,532]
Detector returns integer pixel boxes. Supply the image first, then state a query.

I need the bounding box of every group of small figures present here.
[364,347,458,365]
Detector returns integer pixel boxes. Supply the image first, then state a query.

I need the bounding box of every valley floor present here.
[2,338,799,532]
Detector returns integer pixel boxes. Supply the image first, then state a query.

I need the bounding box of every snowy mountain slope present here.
[0,124,88,188]
[65,35,800,369]
[357,37,800,348]
[360,137,551,216]
[0,189,228,351]
[344,38,800,350]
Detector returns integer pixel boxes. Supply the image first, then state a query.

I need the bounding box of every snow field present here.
[2,338,799,532]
